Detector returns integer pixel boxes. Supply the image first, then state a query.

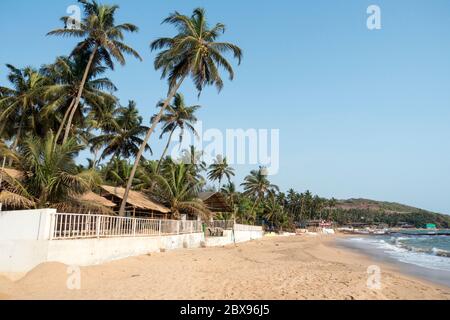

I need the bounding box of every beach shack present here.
[80,191,117,208]
[100,185,171,219]
[198,192,232,215]
[426,223,437,230]
[304,220,334,232]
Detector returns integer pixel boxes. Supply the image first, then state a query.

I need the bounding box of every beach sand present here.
[1,234,449,300]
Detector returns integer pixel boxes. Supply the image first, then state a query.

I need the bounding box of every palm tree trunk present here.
[54,97,76,149]
[156,128,175,174]
[119,76,186,216]
[250,195,261,215]
[62,46,98,144]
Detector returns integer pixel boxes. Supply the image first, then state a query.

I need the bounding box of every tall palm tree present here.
[41,53,117,145]
[149,163,211,220]
[155,93,200,173]
[241,167,279,214]
[302,190,313,219]
[47,0,142,144]
[119,7,242,216]
[207,155,235,189]
[0,132,107,212]
[90,101,151,162]
[0,65,48,165]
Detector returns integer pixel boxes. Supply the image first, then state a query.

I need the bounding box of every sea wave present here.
[347,237,450,272]
[432,248,450,258]
[390,236,450,257]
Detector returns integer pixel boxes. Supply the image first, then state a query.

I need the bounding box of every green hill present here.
[331,198,450,228]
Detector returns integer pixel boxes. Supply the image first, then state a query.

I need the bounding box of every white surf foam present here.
[347,237,450,272]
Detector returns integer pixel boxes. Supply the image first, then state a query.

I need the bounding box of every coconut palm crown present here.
[154,93,200,172]
[119,7,242,216]
[47,0,142,144]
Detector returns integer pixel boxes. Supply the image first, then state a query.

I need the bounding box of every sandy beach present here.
[1,234,449,300]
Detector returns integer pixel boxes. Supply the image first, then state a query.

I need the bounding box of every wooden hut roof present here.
[198,192,216,201]
[100,185,170,213]
[198,192,231,212]
[80,191,116,208]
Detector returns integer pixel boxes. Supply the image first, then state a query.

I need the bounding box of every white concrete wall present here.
[234,230,264,243]
[0,209,55,240]
[0,233,205,274]
[0,209,264,274]
[205,230,234,247]
[0,240,50,274]
[204,229,264,247]
[47,233,204,267]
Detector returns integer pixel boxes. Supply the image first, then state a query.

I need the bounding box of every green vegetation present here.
[119,7,243,216]
[329,200,450,229]
[0,1,448,230]
[0,132,104,212]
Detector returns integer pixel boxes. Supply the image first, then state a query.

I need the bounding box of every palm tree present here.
[207,155,235,189]
[155,93,200,173]
[312,195,326,220]
[221,182,238,214]
[301,190,313,220]
[47,0,142,144]
[119,7,242,216]
[149,163,211,220]
[241,167,279,215]
[179,145,207,172]
[0,85,16,144]
[90,101,151,162]
[0,65,48,164]
[325,197,338,221]
[264,192,286,230]
[0,132,107,212]
[176,145,207,188]
[102,157,144,188]
[41,53,117,145]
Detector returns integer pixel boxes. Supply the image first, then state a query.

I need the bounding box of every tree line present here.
[1,1,448,230]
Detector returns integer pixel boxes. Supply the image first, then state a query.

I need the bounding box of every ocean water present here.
[338,232,450,287]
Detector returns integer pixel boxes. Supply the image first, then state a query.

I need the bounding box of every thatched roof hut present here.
[198,192,231,213]
[100,185,171,218]
[80,191,116,208]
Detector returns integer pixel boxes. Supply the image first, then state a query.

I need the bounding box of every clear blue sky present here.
[1,0,450,214]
